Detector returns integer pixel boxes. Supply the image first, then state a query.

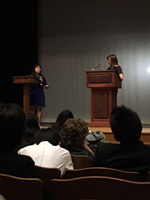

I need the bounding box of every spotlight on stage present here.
[147,67,150,73]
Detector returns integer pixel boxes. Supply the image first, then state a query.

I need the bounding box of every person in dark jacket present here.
[0,103,38,178]
[92,105,150,181]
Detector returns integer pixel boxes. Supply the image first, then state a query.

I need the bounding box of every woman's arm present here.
[44,84,49,89]
[119,73,123,80]
[82,142,94,157]
[42,75,49,88]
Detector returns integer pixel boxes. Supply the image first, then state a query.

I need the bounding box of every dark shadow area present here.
[0,0,38,107]
[39,0,150,37]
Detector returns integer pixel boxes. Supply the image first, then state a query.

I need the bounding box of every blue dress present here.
[30,74,48,107]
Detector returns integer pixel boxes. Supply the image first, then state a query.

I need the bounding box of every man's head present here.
[110,105,142,144]
[0,103,26,151]
[35,127,60,146]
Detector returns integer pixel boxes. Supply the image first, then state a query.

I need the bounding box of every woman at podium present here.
[107,54,123,80]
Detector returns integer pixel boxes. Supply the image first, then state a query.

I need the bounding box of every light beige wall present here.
[38,0,150,123]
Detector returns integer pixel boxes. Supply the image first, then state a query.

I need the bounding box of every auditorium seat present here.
[64,167,141,181]
[71,154,89,169]
[0,173,43,200]
[35,166,61,194]
[50,176,150,200]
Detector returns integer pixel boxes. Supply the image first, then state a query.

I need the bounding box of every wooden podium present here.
[13,76,40,114]
[86,71,122,127]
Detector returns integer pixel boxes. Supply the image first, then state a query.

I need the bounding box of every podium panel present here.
[13,76,40,114]
[86,71,121,127]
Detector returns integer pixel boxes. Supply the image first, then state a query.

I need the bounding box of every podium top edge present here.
[12,76,34,78]
[12,76,39,80]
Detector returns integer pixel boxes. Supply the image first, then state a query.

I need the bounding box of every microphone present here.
[39,76,43,85]
[92,62,101,71]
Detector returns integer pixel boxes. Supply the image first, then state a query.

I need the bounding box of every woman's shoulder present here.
[41,74,46,78]
[116,65,122,68]
[41,74,47,81]
[115,65,123,73]
[30,73,39,78]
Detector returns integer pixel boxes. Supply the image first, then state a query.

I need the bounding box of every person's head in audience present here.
[35,127,60,146]
[110,105,142,144]
[26,113,40,130]
[24,113,40,143]
[60,118,89,149]
[0,103,26,152]
[52,109,74,132]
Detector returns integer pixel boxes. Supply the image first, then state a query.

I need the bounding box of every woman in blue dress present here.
[30,64,49,122]
[107,54,123,80]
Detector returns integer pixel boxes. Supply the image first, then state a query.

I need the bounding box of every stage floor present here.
[41,123,150,144]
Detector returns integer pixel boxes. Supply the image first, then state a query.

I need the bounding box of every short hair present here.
[35,127,60,146]
[107,54,118,65]
[60,118,89,148]
[26,113,39,130]
[0,103,26,151]
[110,105,142,144]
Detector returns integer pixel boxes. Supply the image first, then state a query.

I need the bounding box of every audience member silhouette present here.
[51,109,74,132]
[60,118,94,164]
[38,127,61,145]
[18,127,73,176]
[0,103,38,178]
[16,113,41,151]
[92,105,150,181]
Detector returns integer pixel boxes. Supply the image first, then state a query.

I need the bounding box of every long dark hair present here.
[107,54,118,67]
[51,110,74,132]
[31,64,42,76]
[24,113,40,144]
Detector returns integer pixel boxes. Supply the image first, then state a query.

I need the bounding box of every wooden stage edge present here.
[89,127,150,145]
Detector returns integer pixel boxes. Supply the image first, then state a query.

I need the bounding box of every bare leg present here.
[37,106,42,123]
[30,106,36,114]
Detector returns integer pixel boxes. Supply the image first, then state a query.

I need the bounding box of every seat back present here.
[36,166,61,192]
[65,167,141,181]
[50,176,150,200]
[71,154,89,169]
[0,173,43,200]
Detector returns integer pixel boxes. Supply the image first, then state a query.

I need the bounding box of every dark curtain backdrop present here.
[1,0,38,107]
